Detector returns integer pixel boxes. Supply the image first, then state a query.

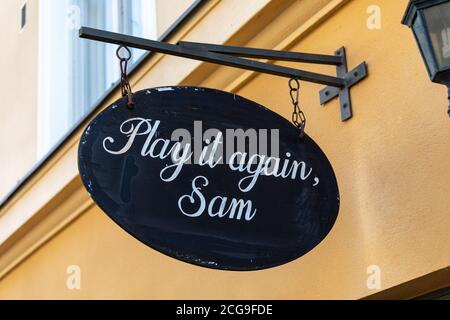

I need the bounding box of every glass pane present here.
[37,0,195,160]
[423,2,450,69]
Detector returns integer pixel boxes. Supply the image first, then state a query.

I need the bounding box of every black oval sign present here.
[78,87,339,271]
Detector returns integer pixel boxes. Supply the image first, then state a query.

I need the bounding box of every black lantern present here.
[402,0,450,116]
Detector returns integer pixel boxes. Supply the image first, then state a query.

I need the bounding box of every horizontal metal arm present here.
[177,41,344,66]
[79,27,346,88]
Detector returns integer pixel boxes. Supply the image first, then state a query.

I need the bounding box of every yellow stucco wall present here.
[155,0,195,36]
[0,0,449,299]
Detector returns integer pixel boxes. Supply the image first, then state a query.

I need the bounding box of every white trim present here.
[37,0,72,160]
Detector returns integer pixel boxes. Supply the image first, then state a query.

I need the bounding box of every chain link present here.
[288,78,306,139]
[116,46,135,109]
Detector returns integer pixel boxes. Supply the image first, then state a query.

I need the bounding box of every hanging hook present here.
[116,45,134,109]
[116,45,132,61]
[288,78,306,140]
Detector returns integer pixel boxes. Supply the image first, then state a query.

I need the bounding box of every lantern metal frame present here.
[402,0,450,116]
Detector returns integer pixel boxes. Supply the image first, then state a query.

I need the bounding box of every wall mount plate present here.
[319,47,368,121]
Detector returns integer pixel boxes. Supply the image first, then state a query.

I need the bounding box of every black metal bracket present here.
[319,47,368,121]
[79,27,368,122]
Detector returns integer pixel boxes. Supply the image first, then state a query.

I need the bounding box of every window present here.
[37,0,158,159]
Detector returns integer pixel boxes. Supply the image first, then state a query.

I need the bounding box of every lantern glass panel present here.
[423,2,450,69]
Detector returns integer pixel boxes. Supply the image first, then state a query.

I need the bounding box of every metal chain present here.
[288,78,306,139]
[116,45,135,109]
